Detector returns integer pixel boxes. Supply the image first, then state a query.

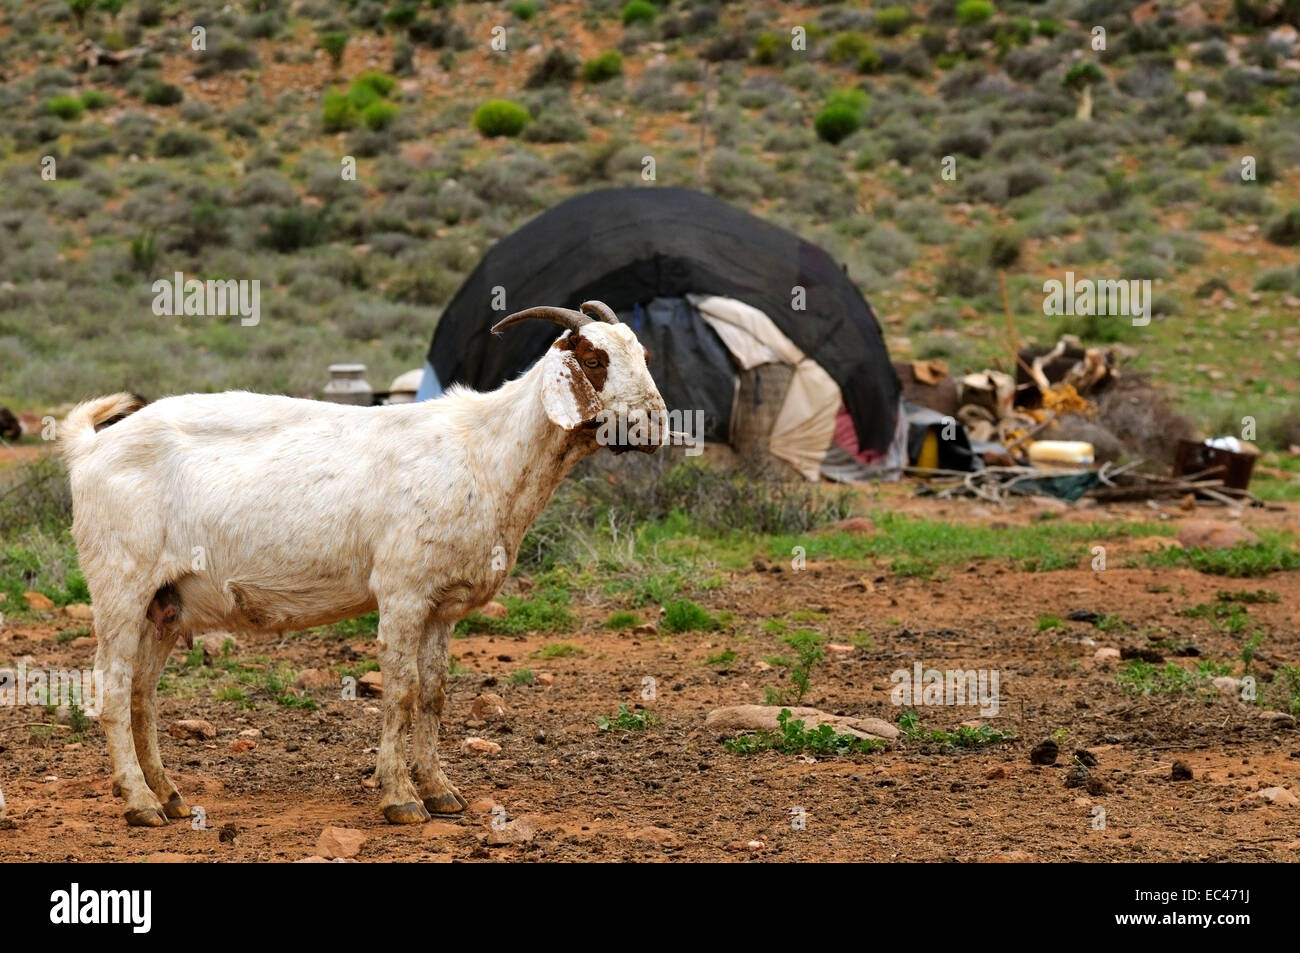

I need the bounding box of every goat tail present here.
[60,393,146,466]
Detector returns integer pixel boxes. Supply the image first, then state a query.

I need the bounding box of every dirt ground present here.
[2,495,1298,863]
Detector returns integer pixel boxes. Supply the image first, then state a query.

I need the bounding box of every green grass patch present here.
[898,710,1015,749]
[662,598,720,633]
[725,708,883,755]
[597,703,658,731]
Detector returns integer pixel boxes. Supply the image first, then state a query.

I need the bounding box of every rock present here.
[467,797,499,814]
[316,826,367,859]
[461,737,502,755]
[1171,760,1193,781]
[827,643,855,655]
[1261,710,1297,729]
[536,672,555,687]
[1248,786,1297,807]
[295,856,330,863]
[1122,646,1164,664]
[833,517,875,534]
[1176,520,1260,550]
[196,632,239,659]
[295,668,336,691]
[22,592,54,611]
[1094,647,1121,662]
[1067,609,1102,624]
[479,601,509,619]
[1030,739,1059,765]
[632,623,658,636]
[238,727,262,739]
[61,603,94,621]
[469,693,507,722]
[485,815,535,846]
[629,825,678,846]
[168,719,216,740]
[358,671,383,697]
[986,765,1007,780]
[704,705,898,741]
[1212,676,1244,697]
[229,739,257,753]
[725,839,765,851]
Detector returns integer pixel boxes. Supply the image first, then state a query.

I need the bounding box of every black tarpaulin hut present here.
[419,187,903,480]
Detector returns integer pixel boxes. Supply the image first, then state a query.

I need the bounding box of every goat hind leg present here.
[96,609,167,827]
[131,628,189,819]
[413,620,466,814]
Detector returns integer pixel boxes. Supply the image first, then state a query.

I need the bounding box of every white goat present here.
[62,302,665,827]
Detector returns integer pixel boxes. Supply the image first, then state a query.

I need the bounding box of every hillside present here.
[1,0,1299,447]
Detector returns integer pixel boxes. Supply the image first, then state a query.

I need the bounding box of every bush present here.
[260,207,330,252]
[319,30,349,69]
[814,104,859,144]
[1265,206,1300,246]
[472,98,530,137]
[582,50,624,83]
[361,100,399,130]
[874,5,911,36]
[511,0,538,18]
[1186,112,1245,145]
[753,32,782,65]
[828,32,870,64]
[663,599,721,633]
[527,47,579,87]
[79,89,111,110]
[322,90,358,131]
[45,95,84,120]
[154,128,211,157]
[353,70,396,98]
[956,0,996,26]
[621,1,657,26]
[142,81,183,106]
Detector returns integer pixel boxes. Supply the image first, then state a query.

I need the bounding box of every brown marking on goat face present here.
[552,333,609,392]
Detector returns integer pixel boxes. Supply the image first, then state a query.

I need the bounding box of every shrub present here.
[1265,206,1300,246]
[663,599,721,633]
[527,47,579,86]
[155,128,211,156]
[582,50,623,83]
[956,0,995,26]
[260,207,330,252]
[353,70,396,98]
[361,100,399,130]
[79,89,111,110]
[511,0,538,18]
[45,95,84,120]
[621,1,657,26]
[753,32,782,64]
[874,5,911,36]
[1186,112,1245,145]
[142,81,183,106]
[322,90,358,131]
[858,45,883,73]
[472,98,530,137]
[319,30,349,70]
[828,32,870,65]
[814,104,859,144]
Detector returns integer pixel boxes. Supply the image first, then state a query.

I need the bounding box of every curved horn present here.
[491,306,593,336]
[580,300,619,324]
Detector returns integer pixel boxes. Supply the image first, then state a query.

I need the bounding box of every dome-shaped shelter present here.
[420,187,903,480]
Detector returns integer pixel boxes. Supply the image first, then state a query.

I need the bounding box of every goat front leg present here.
[131,627,189,819]
[375,607,429,824]
[413,619,466,814]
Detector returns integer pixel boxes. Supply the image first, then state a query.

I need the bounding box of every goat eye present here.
[583,358,601,368]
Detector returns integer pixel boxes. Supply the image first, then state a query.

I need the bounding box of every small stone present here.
[61,603,94,621]
[632,623,658,636]
[986,765,1007,780]
[316,826,366,859]
[1171,760,1193,781]
[469,693,507,721]
[467,797,499,813]
[1030,739,1059,765]
[358,671,383,697]
[479,601,509,619]
[536,672,555,687]
[1212,676,1243,696]
[1094,647,1121,662]
[229,739,257,753]
[833,517,875,534]
[485,815,535,846]
[461,737,502,755]
[22,592,54,610]
[295,668,336,691]
[1248,786,1298,807]
[1176,520,1260,550]
[168,719,216,740]
[239,728,262,739]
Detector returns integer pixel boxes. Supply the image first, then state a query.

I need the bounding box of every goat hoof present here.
[383,801,430,825]
[124,807,168,828]
[423,792,467,814]
[162,793,190,819]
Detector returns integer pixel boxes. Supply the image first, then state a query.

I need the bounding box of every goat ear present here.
[541,349,601,431]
